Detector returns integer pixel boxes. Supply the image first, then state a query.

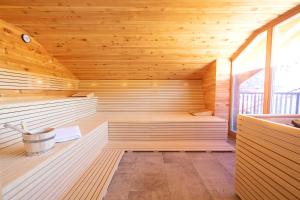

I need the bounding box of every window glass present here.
[231,32,267,131]
[270,14,300,114]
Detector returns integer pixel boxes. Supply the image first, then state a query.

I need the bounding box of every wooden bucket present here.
[22,128,56,156]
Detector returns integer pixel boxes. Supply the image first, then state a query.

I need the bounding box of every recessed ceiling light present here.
[21,34,31,43]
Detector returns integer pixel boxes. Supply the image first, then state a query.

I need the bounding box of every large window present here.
[230,11,300,133]
[270,14,300,114]
[231,32,267,131]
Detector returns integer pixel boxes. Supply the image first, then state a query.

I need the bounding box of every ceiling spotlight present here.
[21,34,31,43]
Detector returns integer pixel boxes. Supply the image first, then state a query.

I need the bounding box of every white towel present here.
[54,126,82,143]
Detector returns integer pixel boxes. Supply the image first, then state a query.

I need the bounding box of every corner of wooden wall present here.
[202,58,231,121]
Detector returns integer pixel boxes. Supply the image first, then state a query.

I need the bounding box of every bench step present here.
[1,120,108,200]
[105,140,235,152]
[61,149,124,200]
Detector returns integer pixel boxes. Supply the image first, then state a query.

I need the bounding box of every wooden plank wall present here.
[202,58,231,120]
[0,1,299,80]
[0,19,74,78]
[0,97,97,149]
[215,58,231,120]
[0,19,78,98]
[236,114,300,200]
[79,80,206,112]
[202,62,216,111]
[0,68,78,91]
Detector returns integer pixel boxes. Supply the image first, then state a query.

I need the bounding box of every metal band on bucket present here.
[23,135,56,143]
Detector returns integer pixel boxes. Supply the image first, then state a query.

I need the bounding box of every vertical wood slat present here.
[79,80,205,112]
[0,68,78,90]
[263,28,273,114]
[201,58,231,121]
[236,114,300,200]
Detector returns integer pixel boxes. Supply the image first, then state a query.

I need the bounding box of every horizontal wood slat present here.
[236,114,300,200]
[1,119,109,200]
[61,149,124,200]
[79,80,205,112]
[0,97,97,149]
[0,68,78,90]
[105,140,234,151]
[109,121,228,140]
[93,112,234,151]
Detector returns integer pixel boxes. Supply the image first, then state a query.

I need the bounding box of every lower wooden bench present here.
[61,149,124,200]
[0,113,111,200]
[105,140,235,152]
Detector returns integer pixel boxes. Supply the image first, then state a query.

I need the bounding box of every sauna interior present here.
[0,1,299,200]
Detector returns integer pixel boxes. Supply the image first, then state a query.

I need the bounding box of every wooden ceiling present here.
[0,1,299,80]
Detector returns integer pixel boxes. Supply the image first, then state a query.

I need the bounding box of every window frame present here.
[229,6,300,134]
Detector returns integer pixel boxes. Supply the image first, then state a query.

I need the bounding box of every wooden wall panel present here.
[0,1,298,80]
[0,19,78,98]
[202,58,231,120]
[0,97,97,149]
[0,19,75,79]
[0,68,78,91]
[215,58,231,120]
[202,61,216,111]
[236,114,300,200]
[79,80,205,112]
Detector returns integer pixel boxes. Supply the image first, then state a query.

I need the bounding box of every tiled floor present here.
[104,151,239,200]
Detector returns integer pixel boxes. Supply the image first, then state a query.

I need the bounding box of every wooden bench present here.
[1,98,234,200]
[0,98,124,200]
[99,112,235,151]
[61,149,124,200]
[0,97,97,149]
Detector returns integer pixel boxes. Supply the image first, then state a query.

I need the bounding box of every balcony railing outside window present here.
[239,92,300,115]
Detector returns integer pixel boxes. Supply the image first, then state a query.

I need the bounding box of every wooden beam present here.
[263,29,273,114]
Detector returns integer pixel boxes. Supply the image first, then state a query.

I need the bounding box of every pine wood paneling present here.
[215,58,231,120]
[0,19,78,97]
[0,1,298,79]
[0,68,78,91]
[0,89,76,99]
[79,80,205,112]
[0,19,75,79]
[202,62,216,112]
[236,114,300,200]
[202,58,231,120]
[0,97,97,149]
